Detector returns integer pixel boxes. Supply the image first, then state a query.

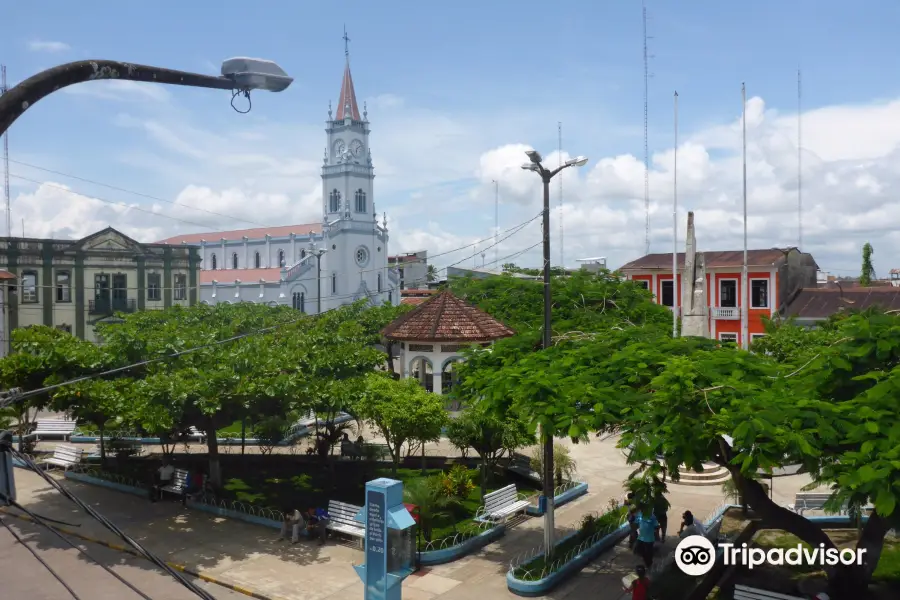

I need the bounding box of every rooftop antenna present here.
[1,65,10,238]
[492,179,499,268]
[642,0,652,255]
[672,90,678,339]
[797,68,802,251]
[558,121,564,272]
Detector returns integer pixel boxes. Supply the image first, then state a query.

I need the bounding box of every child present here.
[622,564,650,600]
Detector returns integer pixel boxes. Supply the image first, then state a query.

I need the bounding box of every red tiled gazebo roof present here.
[382,290,514,342]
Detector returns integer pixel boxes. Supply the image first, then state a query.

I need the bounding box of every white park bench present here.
[326,499,365,545]
[160,468,190,497]
[788,492,833,514]
[475,484,530,523]
[29,419,78,441]
[734,584,803,600]
[40,445,83,470]
[187,427,206,442]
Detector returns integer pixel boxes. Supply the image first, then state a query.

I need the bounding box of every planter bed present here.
[525,481,589,516]
[418,523,506,566]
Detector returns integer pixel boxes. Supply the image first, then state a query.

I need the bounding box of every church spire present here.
[336,26,362,121]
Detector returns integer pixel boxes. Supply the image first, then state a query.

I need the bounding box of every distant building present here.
[446,266,540,280]
[576,256,607,273]
[389,251,428,289]
[156,43,398,313]
[400,288,437,306]
[0,269,15,358]
[618,213,818,346]
[784,285,900,326]
[0,227,200,349]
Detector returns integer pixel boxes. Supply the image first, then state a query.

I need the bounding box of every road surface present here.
[1,517,248,600]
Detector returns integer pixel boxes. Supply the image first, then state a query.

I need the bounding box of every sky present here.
[4,0,900,279]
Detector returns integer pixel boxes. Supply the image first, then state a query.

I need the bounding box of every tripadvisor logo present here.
[675,535,867,576]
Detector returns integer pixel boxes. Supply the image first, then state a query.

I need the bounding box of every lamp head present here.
[520,163,540,172]
[566,156,589,167]
[525,150,543,164]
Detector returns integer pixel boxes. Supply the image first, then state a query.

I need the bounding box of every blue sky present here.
[4,0,900,276]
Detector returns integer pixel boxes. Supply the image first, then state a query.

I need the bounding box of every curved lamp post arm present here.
[0,60,258,136]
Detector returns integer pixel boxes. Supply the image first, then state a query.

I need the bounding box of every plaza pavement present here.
[6,434,823,600]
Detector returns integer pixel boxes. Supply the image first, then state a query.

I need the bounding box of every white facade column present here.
[220,238,227,267]
[265,235,271,268]
[234,280,241,301]
[651,273,658,302]
[243,236,249,270]
[431,372,442,395]
[290,233,296,265]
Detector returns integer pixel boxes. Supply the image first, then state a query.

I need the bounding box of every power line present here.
[3,494,155,600]
[8,158,272,229]
[1,515,83,599]
[10,451,216,600]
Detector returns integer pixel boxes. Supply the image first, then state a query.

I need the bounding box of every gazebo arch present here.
[380,290,514,403]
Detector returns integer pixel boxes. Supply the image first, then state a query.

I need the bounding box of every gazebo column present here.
[431,372,442,395]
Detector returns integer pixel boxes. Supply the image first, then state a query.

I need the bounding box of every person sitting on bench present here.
[280,508,305,543]
[150,461,174,503]
[306,507,329,545]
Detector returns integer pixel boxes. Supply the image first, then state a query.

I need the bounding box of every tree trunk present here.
[731,469,885,597]
[99,423,106,467]
[421,440,426,474]
[205,420,221,488]
[391,443,401,476]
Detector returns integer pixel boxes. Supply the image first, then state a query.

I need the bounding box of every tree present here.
[426,264,438,283]
[446,405,534,494]
[860,242,875,286]
[530,443,577,487]
[357,374,448,475]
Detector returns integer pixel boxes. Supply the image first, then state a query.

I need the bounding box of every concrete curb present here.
[0,508,285,600]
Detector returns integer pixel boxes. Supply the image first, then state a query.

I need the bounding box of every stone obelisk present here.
[680,212,709,337]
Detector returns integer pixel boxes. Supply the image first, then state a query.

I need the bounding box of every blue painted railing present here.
[418,524,506,566]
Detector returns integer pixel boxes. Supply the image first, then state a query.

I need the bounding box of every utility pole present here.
[672,91,679,339]
[1,65,10,237]
[741,83,749,350]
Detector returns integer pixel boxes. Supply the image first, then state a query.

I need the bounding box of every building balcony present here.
[89,298,137,315]
[710,306,740,320]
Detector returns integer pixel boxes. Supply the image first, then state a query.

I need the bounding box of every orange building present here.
[618,248,818,346]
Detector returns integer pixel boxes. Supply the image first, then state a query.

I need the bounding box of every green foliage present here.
[530,443,578,485]
[253,416,289,455]
[357,374,448,474]
[436,464,476,501]
[860,242,875,286]
[402,476,450,541]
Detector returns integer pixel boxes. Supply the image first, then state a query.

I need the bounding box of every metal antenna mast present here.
[558,121,564,271]
[797,69,802,250]
[1,65,10,238]
[642,1,651,255]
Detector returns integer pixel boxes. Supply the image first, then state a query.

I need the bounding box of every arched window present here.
[231,252,238,269]
[329,189,341,213]
[292,292,305,312]
[354,189,367,213]
[300,249,307,260]
[210,254,217,270]
[332,273,337,294]
[278,250,285,267]
[377,273,382,292]
[254,251,261,269]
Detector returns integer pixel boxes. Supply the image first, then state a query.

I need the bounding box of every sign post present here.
[353,478,416,600]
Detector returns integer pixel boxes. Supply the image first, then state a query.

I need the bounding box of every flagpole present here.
[673,91,679,338]
[741,83,749,350]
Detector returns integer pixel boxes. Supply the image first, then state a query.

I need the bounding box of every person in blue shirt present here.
[635,510,658,567]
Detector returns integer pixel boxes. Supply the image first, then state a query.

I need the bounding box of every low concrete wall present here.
[526,482,589,516]
[419,523,506,566]
[64,471,149,499]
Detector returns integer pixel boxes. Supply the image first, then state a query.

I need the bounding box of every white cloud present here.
[27,40,70,53]
[13,90,900,279]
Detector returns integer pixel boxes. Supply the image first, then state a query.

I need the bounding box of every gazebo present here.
[381,290,514,404]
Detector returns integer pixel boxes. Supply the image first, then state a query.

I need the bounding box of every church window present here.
[211,254,217,270]
[332,273,337,295]
[254,252,261,268]
[292,292,305,312]
[278,250,285,267]
[300,249,307,260]
[377,273,382,292]
[232,252,239,269]
[354,189,367,213]
[329,189,341,213]
[355,247,369,266]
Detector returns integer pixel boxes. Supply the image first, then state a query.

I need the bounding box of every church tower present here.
[320,28,392,309]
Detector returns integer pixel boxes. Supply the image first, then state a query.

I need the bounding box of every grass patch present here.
[513,505,628,580]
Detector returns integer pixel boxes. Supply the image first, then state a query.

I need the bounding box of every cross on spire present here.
[343,26,350,58]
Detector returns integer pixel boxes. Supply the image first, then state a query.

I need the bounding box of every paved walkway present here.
[9,434,821,600]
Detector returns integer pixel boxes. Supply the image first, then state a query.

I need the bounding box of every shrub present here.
[438,465,475,501]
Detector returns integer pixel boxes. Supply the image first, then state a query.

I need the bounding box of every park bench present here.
[475,484,530,523]
[733,584,803,600]
[160,468,190,497]
[40,445,83,470]
[187,427,206,442]
[788,492,837,514]
[28,419,78,441]
[326,499,365,545]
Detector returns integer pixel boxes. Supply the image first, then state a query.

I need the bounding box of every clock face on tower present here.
[333,140,346,158]
[350,139,363,157]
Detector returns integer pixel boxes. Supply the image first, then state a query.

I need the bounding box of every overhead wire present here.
[1,493,154,600]
[10,450,216,600]
[1,514,83,599]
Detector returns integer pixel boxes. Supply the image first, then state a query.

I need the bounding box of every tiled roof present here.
[785,288,900,319]
[200,268,283,284]
[336,61,361,121]
[401,297,429,306]
[619,249,802,270]
[0,269,15,280]
[156,223,322,245]
[382,290,515,342]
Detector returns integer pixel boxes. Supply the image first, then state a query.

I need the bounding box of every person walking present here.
[622,564,650,600]
[635,510,658,567]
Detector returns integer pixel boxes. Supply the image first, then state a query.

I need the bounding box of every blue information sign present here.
[366,490,386,592]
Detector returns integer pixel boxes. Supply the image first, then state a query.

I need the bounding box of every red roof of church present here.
[156,223,322,245]
[382,290,514,342]
[336,60,361,121]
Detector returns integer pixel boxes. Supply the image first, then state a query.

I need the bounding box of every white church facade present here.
[157,44,399,313]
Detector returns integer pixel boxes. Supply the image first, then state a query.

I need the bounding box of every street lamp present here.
[520,149,589,554]
[0,57,293,136]
[308,242,327,314]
